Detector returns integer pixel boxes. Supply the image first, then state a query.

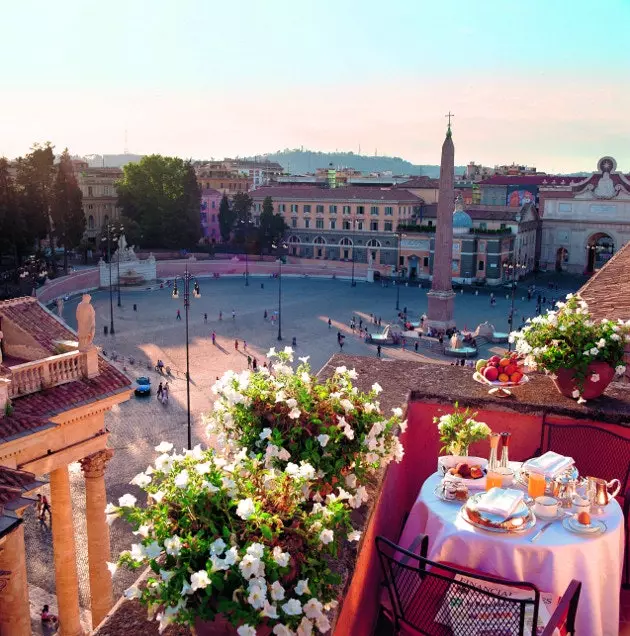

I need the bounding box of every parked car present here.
[134,376,151,397]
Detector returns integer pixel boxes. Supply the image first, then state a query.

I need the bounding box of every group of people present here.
[156,381,169,405]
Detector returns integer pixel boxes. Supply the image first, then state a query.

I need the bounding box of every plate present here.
[473,371,529,388]
[438,456,488,488]
[562,515,606,536]
[434,484,469,504]
[460,492,536,534]
[516,464,580,492]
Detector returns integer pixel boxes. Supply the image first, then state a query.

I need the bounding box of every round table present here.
[398,471,624,636]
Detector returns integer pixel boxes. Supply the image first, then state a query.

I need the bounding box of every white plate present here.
[438,456,488,488]
[473,371,529,388]
[562,515,606,536]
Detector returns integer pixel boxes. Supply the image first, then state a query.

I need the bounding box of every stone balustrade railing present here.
[7,351,86,399]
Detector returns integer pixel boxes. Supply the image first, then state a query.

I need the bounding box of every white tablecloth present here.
[398,470,624,636]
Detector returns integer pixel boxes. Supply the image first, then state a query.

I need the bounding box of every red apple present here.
[484,366,499,381]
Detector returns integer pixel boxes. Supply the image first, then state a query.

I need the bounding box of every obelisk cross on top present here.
[445,111,454,134]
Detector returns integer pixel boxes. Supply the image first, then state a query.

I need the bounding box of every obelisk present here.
[426,119,456,331]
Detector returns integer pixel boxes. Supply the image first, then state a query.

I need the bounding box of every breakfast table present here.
[398,464,624,636]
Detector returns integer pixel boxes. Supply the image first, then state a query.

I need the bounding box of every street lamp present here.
[503,255,527,350]
[101,225,116,335]
[172,265,201,450]
[395,228,403,310]
[272,241,288,341]
[238,219,252,286]
[350,217,356,287]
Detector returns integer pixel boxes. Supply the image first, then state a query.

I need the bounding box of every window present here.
[316,205,324,214]
[478,261,485,271]
[329,205,337,214]
[340,237,352,246]
[200,212,207,222]
[330,220,336,230]
[88,215,94,229]
[212,201,216,209]
[357,221,363,231]
[500,223,506,229]
[314,236,326,244]
[279,204,286,212]
[304,219,310,228]
[104,186,110,196]
[370,221,379,231]
[370,206,379,215]
[103,215,109,226]
[479,222,487,230]
[220,183,224,189]
[342,205,351,215]
[88,204,93,210]
[399,255,404,266]
[88,186,93,197]
[356,206,364,215]
[304,205,311,213]
[384,221,393,231]
[291,204,298,213]
[427,220,433,226]
[316,219,324,229]
[343,220,351,230]
[291,218,297,228]
[423,257,429,267]
[384,206,393,216]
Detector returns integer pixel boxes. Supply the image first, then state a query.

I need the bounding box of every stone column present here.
[50,465,83,636]
[80,449,114,629]
[0,522,30,636]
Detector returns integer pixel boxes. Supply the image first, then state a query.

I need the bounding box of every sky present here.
[2,0,629,173]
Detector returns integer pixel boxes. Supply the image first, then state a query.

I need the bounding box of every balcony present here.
[5,350,91,399]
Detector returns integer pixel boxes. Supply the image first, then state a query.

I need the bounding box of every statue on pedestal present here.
[76,294,96,351]
[56,297,64,318]
[113,234,136,262]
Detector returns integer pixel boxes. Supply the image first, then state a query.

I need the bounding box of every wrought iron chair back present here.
[376,535,541,635]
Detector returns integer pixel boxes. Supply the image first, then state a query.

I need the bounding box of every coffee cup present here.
[495,467,514,487]
[572,495,590,514]
[534,496,558,518]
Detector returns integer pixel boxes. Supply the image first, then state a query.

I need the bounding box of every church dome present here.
[452,196,472,234]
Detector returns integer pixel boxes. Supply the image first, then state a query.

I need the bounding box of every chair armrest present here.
[541,579,581,636]
[399,533,428,565]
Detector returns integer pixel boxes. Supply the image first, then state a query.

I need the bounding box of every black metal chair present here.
[540,419,630,586]
[375,535,581,636]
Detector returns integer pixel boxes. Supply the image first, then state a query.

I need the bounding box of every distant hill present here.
[243,149,466,178]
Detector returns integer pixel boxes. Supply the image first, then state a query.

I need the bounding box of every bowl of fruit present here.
[474,354,528,388]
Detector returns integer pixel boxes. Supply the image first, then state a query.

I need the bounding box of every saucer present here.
[562,515,606,536]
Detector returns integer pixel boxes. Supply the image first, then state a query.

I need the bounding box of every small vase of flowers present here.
[434,402,491,456]
[510,294,630,402]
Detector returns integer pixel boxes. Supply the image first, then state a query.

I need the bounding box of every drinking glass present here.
[528,473,546,499]
[486,472,503,491]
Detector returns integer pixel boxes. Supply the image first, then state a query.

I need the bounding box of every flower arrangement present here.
[108,348,406,634]
[510,294,629,400]
[435,402,491,456]
[205,348,406,497]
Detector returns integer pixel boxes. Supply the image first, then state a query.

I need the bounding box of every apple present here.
[476,359,488,373]
[504,364,517,376]
[499,358,510,367]
[489,355,501,365]
[498,373,510,383]
[484,366,499,381]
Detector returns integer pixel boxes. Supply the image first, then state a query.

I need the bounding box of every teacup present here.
[534,496,559,518]
[572,495,590,514]
[495,467,514,487]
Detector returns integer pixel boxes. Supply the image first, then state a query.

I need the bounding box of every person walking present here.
[252,357,258,371]
[232,309,236,320]
[211,331,216,345]
[176,309,181,320]
[37,494,51,521]
[359,318,363,329]
[157,382,164,401]
[328,317,332,329]
[377,344,382,358]
[247,355,252,369]
[219,311,223,321]
[243,340,247,351]
[264,309,268,321]
[204,313,208,324]
[414,341,418,353]
[234,339,239,350]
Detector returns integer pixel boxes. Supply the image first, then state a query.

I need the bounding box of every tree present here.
[0,158,25,265]
[51,149,84,274]
[258,196,287,253]
[232,192,253,223]
[117,155,202,249]
[218,193,235,243]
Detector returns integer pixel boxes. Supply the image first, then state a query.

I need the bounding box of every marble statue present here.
[450,332,463,350]
[113,233,136,262]
[594,170,616,199]
[76,294,96,351]
[56,297,64,318]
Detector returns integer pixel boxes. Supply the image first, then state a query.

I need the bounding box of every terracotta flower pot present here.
[552,361,615,400]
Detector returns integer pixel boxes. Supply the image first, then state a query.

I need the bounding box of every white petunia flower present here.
[303,598,324,619]
[259,428,272,441]
[149,490,165,503]
[316,434,330,447]
[132,524,151,538]
[247,584,266,609]
[273,625,295,636]
[298,356,310,364]
[288,407,301,420]
[195,462,211,475]
[130,472,152,488]
[347,530,362,542]
[174,469,189,488]
[297,617,314,636]
[190,570,211,591]
[118,493,137,508]
[271,580,286,601]
[209,538,227,556]
[272,546,290,567]
[315,613,331,633]
[223,546,240,566]
[144,541,162,560]
[283,346,294,356]
[572,390,580,399]
[590,347,599,356]
[591,373,600,382]
[347,368,358,379]
[246,542,265,559]
[340,398,354,413]
[267,347,277,358]
[319,529,334,544]
[181,580,193,596]
[335,365,347,375]
[124,585,142,600]
[295,578,310,596]
[286,398,298,409]
[155,441,174,453]
[616,365,627,375]
[399,419,408,433]
[236,498,256,520]
[106,561,118,576]
[597,338,606,348]
[261,601,279,619]
[130,543,145,561]
[392,407,403,418]
[237,626,257,636]
[239,554,264,579]
[282,598,303,616]
[164,535,182,556]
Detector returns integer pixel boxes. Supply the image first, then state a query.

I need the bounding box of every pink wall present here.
[201,189,222,241]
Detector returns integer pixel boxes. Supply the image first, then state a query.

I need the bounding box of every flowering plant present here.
[434,402,491,455]
[205,348,405,498]
[510,294,629,397]
[109,444,358,634]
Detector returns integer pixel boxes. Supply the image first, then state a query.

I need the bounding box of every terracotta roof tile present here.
[0,466,38,490]
[250,185,422,203]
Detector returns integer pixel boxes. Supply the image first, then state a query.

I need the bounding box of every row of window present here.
[288,218,394,231]
[85,186,112,197]
[273,203,397,215]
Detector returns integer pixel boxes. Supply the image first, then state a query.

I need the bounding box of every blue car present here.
[134,376,151,397]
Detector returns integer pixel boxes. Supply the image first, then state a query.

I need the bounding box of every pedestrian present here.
[252,357,258,371]
[204,313,208,324]
[41,605,58,627]
[211,331,216,345]
[264,309,268,321]
[176,309,181,320]
[339,336,345,351]
[351,320,355,332]
[235,339,239,350]
[328,318,332,329]
[232,309,236,320]
[243,340,247,351]
[261,283,265,289]
[157,382,163,400]
[377,344,382,358]
[414,341,418,353]
[38,494,51,521]
[219,311,223,321]
[36,493,43,520]
[247,355,252,368]
[359,318,363,329]
[378,317,382,326]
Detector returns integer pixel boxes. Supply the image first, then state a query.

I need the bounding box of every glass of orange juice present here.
[486,472,503,491]
[528,473,546,499]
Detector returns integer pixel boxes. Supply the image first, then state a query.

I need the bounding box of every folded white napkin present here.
[523,451,574,478]
[476,488,524,520]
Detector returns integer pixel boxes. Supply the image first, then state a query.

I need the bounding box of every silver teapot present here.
[551,474,587,509]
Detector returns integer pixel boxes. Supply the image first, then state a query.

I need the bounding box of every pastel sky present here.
[2,0,629,172]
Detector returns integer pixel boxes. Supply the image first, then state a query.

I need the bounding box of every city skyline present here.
[2,0,629,172]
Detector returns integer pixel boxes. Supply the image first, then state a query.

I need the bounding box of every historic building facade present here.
[539,157,630,273]
[200,188,222,242]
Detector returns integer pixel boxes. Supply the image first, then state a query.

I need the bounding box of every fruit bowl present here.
[475,354,526,385]
[473,371,529,388]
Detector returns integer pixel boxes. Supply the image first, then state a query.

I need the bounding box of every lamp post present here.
[503,255,526,350]
[395,228,402,310]
[238,219,252,287]
[113,223,123,307]
[350,216,356,287]
[272,241,287,341]
[172,265,201,450]
[101,225,115,335]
